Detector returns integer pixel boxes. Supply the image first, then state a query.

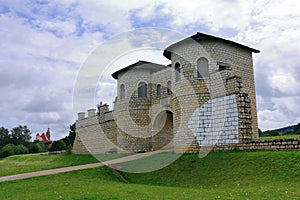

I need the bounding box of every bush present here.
[28,143,43,153]
[34,141,47,152]
[0,144,15,158]
[268,130,279,136]
[49,140,67,152]
[258,128,264,137]
[14,144,29,154]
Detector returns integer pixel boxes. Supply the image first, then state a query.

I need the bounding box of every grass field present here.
[0,151,299,199]
[0,153,133,177]
[0,154,98,177]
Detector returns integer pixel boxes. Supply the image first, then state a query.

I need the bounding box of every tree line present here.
[259,123,300,137]
[0,124,76,158]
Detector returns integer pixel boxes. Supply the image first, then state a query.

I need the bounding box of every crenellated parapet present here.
[72,104,118,154]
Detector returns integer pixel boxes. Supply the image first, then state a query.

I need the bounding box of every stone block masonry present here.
[189,94,239,147]
[72,108,118,154]
[210,138,300,151]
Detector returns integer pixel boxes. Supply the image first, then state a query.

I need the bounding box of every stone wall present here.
[72,108,118,154]
[210,138,300,151]
[188,94,239,147]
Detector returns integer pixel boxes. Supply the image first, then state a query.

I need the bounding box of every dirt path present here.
[0,150,170,182]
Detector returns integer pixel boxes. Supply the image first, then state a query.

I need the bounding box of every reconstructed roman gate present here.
[72,32,261,154]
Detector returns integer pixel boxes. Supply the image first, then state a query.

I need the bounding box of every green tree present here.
[294,123,300,135]
[63,123,76,146]
[268,130,279,136]
[258,128,263,137]
[0,126,10,149]
[0,144,15,158]
[49,140,67,151]
[14,144,29,154]
[10,125,31,145]
[28,143,43,153]
[34,140,47,152]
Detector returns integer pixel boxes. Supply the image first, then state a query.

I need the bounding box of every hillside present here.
[0,151,299,199]
[263,124,297,134]
[121,151,299,189]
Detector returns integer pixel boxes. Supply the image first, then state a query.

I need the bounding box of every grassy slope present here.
[0,153,132,177]
[0,151,299,199]
[122,151,300,189]
[0,154,98,177]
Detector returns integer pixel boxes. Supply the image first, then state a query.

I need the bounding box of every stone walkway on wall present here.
[0,150,171,182]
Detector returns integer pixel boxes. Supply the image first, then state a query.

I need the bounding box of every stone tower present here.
[46,128,51,140]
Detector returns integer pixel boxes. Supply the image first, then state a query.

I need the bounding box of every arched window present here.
[138,82,147,98]
[157,84,161,97]
[120,84,125,100]
[175,62,181,82]
[167,81,172,94]
[197,57,209,78]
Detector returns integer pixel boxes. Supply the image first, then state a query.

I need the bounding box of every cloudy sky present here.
[0,0,299,140]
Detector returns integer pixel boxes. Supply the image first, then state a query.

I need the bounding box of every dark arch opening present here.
[152,110,174,151]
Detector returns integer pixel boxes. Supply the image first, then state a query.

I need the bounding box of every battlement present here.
[77,109,97,120]
[77,104,114,122]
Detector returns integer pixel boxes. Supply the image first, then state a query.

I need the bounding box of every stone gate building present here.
[72,32,261,154]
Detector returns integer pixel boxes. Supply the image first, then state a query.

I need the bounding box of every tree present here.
[0,126,10,149]
[258,128,263,137]
[294,123,300,135]
[33,140,47,152]
[14,144,29,154]
[63,123,76,146]
[10,125,31,145]
[268,130,279,136]
[69,123,76,146]
[28,143,43,153]
[49,140,67,151]
[0,144,15,158]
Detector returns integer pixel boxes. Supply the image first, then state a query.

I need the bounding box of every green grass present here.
[0,151,299,199]
[0,153,132,177]
[121,151,300,189]
[256,134,300,140]
[0,153,99,177]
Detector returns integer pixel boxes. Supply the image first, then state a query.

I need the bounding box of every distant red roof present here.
[36,132,49,142]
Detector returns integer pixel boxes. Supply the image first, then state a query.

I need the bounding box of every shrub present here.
[0,144,15,158]
[14,144,29,154]
[258,128,264,137]
[49,140,67,152]
[28,143,43,153]
[34,141,47,152]
[268,130,279,136]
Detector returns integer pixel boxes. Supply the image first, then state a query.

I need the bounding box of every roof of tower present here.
[163,32,260,60]
[112,60,169,79]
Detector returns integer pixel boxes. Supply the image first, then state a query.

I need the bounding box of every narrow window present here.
[138,82,147,98]
[175,62,181,82]
[120,84,125,100]
[157,84,161,97]
[167,81,172,94]
[197,57,209,78]
[217,61,231,71]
